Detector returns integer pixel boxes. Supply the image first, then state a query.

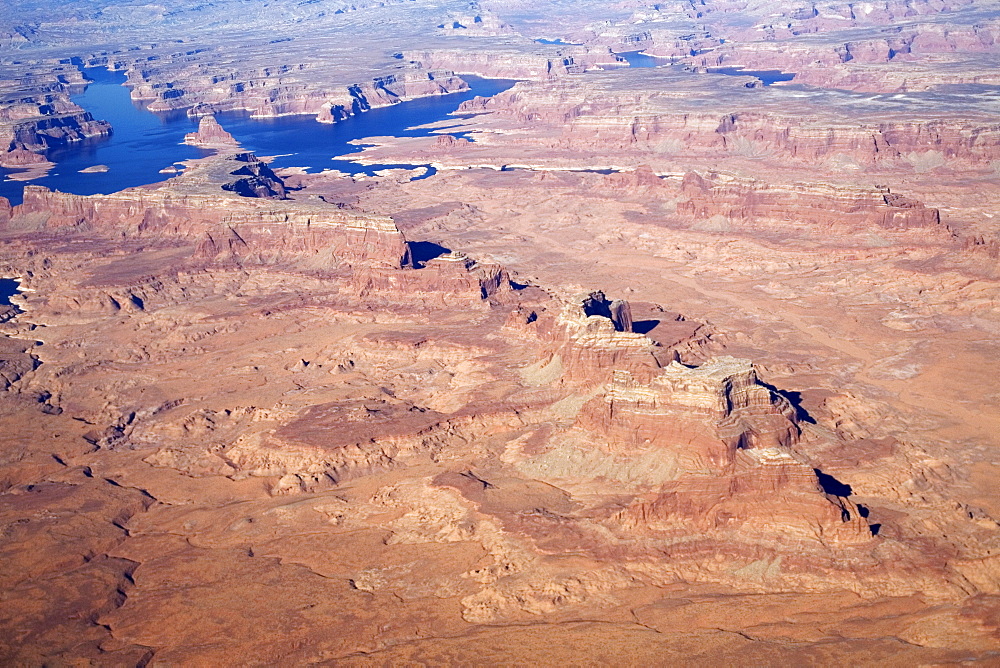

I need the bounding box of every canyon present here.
[1,0,1000,664]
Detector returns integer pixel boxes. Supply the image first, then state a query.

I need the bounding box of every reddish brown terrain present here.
[1,0,1000,664]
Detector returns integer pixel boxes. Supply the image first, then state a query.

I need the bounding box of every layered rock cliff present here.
[314,71,470,124]
[578,357,801,462]
[126,60,469,123]
[403,45,625,80]
[678,172,945,233]
[9,183,409,270]
[0,62,111,156]
[455,72,1000,166]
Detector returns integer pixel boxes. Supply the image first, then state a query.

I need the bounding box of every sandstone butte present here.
[1,0,1000,665]
[183,115,240,149]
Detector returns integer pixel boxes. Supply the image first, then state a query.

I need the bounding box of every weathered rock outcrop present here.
[0,146,49,167]
[516,355,878,551]
[352,250,515,306]
[678,172,944,232]
[615,447,873,544]
[9,184,409,269]
[221,153,287,199]
[506,289,717,386]
[314,71,470,123]
[2,112,111,153]
[581,290,633,332]
[127,60,469,123]
[551,295,666,382]
[0,336,38,390]
[183,115,239,148]
[578,357,800,464]
[403,45,625,80]
[437,8,514,37]
[453,71,1000,166]
[227,400,522,493]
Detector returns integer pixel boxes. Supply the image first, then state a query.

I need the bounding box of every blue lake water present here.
[617,51,668,68]
[215,76,515,177]
[0,68,208,205]
[0,68,515,205]
[0,278,20,305]
[708,67,795,85]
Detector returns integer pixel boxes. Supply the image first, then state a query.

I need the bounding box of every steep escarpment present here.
[453,71,1000,167]
[677,172,946,233]
[678,16,1000,92]
[403,44,625,80]
[3,111,111,153]
[9,180,409,270]
[0,62,111,163]
[495,295,876,573]
[313,71,470,123]
[579,356,801,457]
[113,51,470,122]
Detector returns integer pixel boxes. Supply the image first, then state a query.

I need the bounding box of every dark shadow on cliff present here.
[408,241,450,267]
[759,382,816,424]
[814,469,853,496]
[632,319,660,335]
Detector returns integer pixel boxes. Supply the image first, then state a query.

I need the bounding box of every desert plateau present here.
[1,0,1000,664]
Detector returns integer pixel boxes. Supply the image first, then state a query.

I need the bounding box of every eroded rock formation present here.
[9,173,406,270]
[183,114,239,148]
